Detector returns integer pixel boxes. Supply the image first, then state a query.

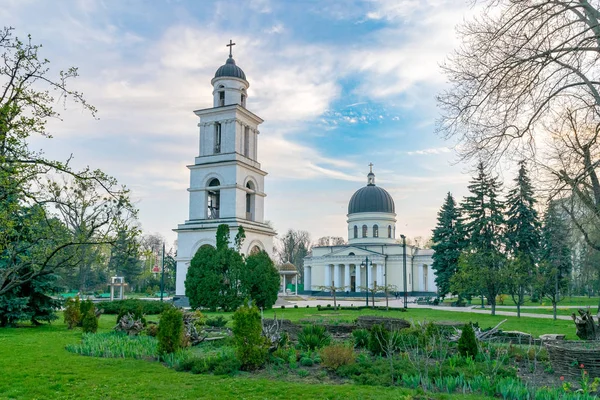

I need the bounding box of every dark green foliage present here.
[185,225,245,311]
[368,324,390,356]
[300,357,314,367]
[244,249,280,309]
[297,324,331,351]
[181,352,241,376]
[337,356,417,386]
[81,307,98,333]
[64,297,82,329]
[100,299,171,315]
[232,304,268,371]
[157,307,183,355]
[431,192,464,298]
[205,316,227,327]
[352,328,369,349]
[108,229,142,288]
[116,305,146,327]
[79,299,94,325]
[457,324,478,358]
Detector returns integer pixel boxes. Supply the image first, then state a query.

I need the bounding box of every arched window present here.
[362,225,368,238]
[244,126,250,157]
[241,89,247,107]
[214,123,222,154]
[388,225,392,238]
[245,181,255,221]
[353,225,358,238]
[207,178,220,219]
[250,245,261,255]
[373,224,379,238]
[218,85,225,106]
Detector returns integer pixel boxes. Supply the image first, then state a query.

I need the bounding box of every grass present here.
[0,313,493,400]
[443,295,600,307]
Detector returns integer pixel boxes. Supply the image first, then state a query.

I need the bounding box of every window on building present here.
[373,224,379,238]
[241,94,246,107]
[362,225,368,238]
[245,181,255,221]
[388,225,392,238]
[244,126,250,157]
[207,178,220,219]
[219,91,225,106]
[214,123,221,153]
[353,225,358,238]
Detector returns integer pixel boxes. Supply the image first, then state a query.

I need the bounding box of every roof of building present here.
[214,56,247,80]
[348,170,395,214]
[278,262,299,274]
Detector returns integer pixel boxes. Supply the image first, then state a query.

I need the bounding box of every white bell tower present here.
[174,40,276,297]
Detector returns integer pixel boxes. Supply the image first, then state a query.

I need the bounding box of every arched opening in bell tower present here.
[207,178,220,219]
[245,181,255,221]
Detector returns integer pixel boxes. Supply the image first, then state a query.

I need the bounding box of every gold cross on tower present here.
[226,39,236,58]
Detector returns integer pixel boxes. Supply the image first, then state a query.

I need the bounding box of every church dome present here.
[348,170,395,214]
[214,56,246,80]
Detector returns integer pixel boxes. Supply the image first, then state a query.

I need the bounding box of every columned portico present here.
[304,265,311,291]
[344,265,351,291]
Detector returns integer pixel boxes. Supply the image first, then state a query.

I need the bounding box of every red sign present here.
[152,266,160,273]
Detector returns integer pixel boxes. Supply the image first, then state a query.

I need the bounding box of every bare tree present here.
[315,282,345,309]
[276,229,311,280]
[438,0,600,250]
[316,236,346,247]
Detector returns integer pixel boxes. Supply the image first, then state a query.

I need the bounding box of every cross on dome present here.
[367,163,375,185]
[368,162,374,173]
[226,39,236,58]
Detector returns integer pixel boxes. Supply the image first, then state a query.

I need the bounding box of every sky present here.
[2,0,481,249]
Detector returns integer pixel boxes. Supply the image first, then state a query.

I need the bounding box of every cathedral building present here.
[303,167,437,296]
[174,43,276,297]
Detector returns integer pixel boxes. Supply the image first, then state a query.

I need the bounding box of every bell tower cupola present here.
[211,40,249,108]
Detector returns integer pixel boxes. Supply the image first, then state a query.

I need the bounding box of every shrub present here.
[297,325,331,351]
[352,329,369,349]
[79,299,94,320]
[232,304,268,371]
[157,307,184,355]
[320,343,355,370]
[368,323,390,356]
[300,357,314,367]
[81,307,98,333]
[294,305,298,309]
[145,323,158,337]
[458,323,478,358]
[63,297,82,329]
[205,316,227,327]
[101,299,171,315]
[281,305,285,309]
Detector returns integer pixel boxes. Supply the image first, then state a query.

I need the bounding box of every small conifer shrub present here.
[232,304,268,371]
[81,307,99,333]
[457,323,478,358]
[64,297,82,329]
[368,324,390,356]
[157,307,184,355]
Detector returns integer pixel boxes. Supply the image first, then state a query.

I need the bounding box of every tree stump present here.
[571,308,600,340]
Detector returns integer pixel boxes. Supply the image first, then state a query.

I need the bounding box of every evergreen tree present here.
[457,162,506,315]
[108,228,142,289]
[431,192,464,299]
[538,200,572,320]
[504,161,541,317]
[244,250,280,309]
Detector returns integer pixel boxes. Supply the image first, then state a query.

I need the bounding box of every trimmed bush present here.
[352,329,369,349]
[81,307,99,333]
[458,323,478,358]
[232,304,268,371]
[101,299,171,315]
[297,325,331,351]
[79,299,94,319]
[205,316,227,327]
[63,297,82,329]
[320,343,355,370]
[157,307,184,355]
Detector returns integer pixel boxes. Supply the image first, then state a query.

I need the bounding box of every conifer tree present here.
[538,200,572,320]
[431,192,464,299]
[504,161,541,317]
[454,162,506,315]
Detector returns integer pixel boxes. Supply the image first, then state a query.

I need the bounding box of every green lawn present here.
[443,295,600,307]
[0,307,577,399]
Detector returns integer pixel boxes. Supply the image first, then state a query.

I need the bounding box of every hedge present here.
[99,300,172,315]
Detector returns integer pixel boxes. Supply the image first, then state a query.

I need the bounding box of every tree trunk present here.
[517,303,521,318]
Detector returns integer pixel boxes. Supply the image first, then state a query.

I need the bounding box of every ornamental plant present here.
[64,296,82,329]
[81,307,99,333]
[457,323,478,358]
[157,307,184,355]
[232,303,268,371]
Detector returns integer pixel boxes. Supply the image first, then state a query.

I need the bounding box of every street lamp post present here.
[401,234,407,309]
[160,242,165,302]
[361,256,369,307]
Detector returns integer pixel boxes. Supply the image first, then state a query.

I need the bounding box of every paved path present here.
[278,296,576,321]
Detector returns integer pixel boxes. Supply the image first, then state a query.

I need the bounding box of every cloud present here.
[407,147,452,156]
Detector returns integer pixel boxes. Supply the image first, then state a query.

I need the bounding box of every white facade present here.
[304,170,437,296]
[174,51,276,297]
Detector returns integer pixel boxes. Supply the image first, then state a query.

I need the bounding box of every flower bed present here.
[546,341,600,378]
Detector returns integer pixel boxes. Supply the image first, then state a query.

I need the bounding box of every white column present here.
[304,266,311,292]
[377,264,384,288]
[344,265,351,292]
[334,265,341,287]
[295,275,298,295]
[369,265,374,289]
[324,265,331,289]
[355,265,362,292]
